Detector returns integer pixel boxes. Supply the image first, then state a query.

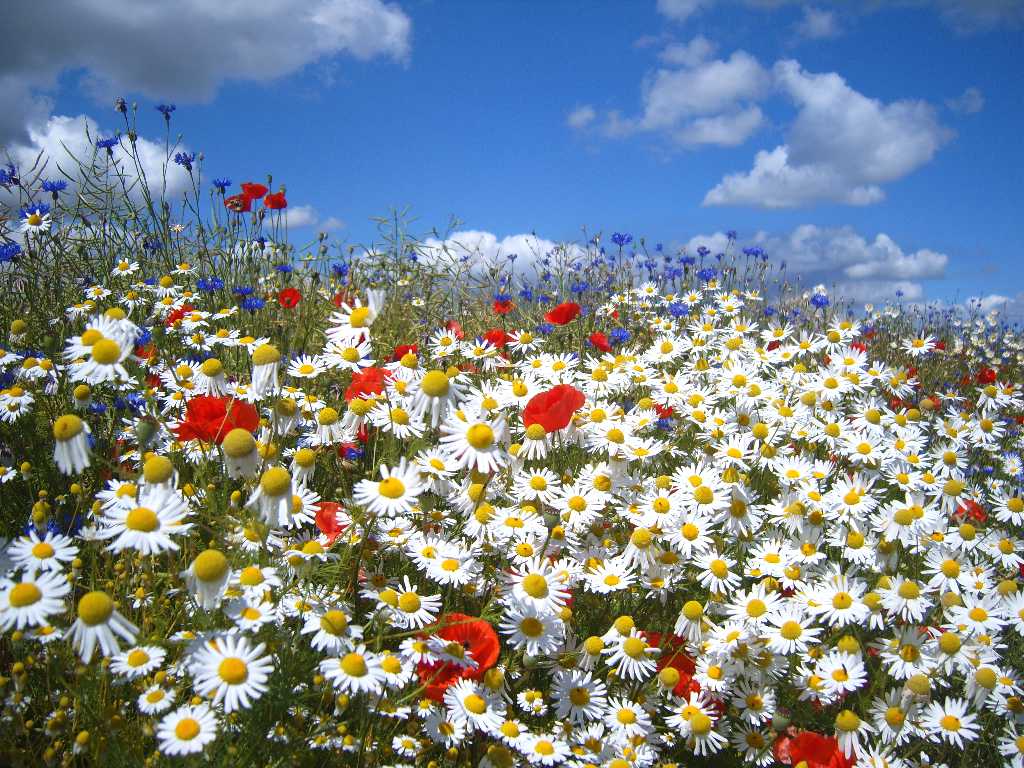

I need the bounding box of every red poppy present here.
[165,304,195,328]
[976,367,997,385]
[264,191,288,210]
[955,499,987,523]
[767,339,782,351]
[544,301,581,325]
[493,298,515,315]
[240,182,269,201]
[224,194,252,213]
[332,290,354,308]
[773,730,853,768]
[278,287,302,308]
[850,341,867,353]
[315,502,346,545]
[934,340,946,351]
[174,396,259,444]
[344,367,389,402]
[644,632,700,698]
[589,331,611,353]
[654,403,674,419]
[483,328,511,349]
[445,319,465,340]
[522,384,586,432]
[415,613,499,701]
[392,343,418,362]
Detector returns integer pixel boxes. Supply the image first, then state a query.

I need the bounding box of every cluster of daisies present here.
[2,247,1024,768]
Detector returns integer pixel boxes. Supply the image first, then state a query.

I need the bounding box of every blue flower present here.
[89,402,108,415]
[331,262,349,278]
[156,103,176,120]
[764,306,776,317]
[213,178,231,193]
[197,277,224,292]
[655,418,673,431]
[610,328,631,345]
[0,243,22,263]
[275,264,293,274]
[680,254,696,266]
[0,164,16,186]
[21,202,50,219]
[518,287,534,302]
[611,232,633,247]
[42,179,67,195]
[697,267,717,282]
[343,446,363,461]
[96,135,120,150]
[143,238,163,252]
[536,323,555,335]
[173,152,196,171]
[136,329,153,346]
[242,296,266,312]
[697,246,710,257]
[234,286,255,297]
[668,302,688,318]
[727,230,738,241]
[810,293,830,309]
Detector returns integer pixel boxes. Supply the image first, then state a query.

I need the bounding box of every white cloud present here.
[946,86,985,114]
[931,0,1024,31]
[285,205,320,227]
[704,59,951,207]
[3,114,191,201]
[656,0,712,22]
[965,292,1024,319]
[567,105,597,130]
[658,35,717,66]
[796,6,841,38]
[0,0,412,145]
[420,230,584,270]
[687,224,949,302]
[320,216,346,231]
[594,49,769,147]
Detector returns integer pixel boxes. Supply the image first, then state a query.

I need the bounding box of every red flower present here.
[315,502,346,545]
[445,319,465,340]
[767,339,782,351]
[850,341,867,353]
[332,291,353,308]
[224,194,252,213]
[589,331,611,353]
[344,367,389,402]
[654,403,674,419]
[240,182,268,201]
[278,287,302,308]
[544,301,581,325]
[977,367,997,385]
[493,298,515,315]
[416,613,499,701]
[644,632,700,698]
[955,499,987,523]
[522,384,586,432]
[392,343,418,362]
[934,340,946,351]
[774,730,853,768]
[264,191,288,210]
[174,396,259,444]
[165,304,195,327]
[483,328,511,349]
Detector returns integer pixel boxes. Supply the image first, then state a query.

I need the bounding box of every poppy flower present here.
[976,367,997,385]
[165,304,195,328]
[850,341,867,353]
[415,613,499,701]
[544,301,581,325]
[224,194,252,213]
[493,297,515,315]
[955,499,987,523]
[392,343,418,362]
[315,502,346,545]
[767,339,782,351]
[344,367,389,402]
[773,730,852,768]
[522,384,586,432]
[644,632,700,698]
[332,290,354,308]
[278,287,302,308]
[588,331,611,353]
[483,328,511,349]
[174,396,259,444]
[240,182,269,201]
[445,319,465,340]
[264,191,287,210]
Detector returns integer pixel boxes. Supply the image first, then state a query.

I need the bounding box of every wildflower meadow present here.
[2,110,1024,768]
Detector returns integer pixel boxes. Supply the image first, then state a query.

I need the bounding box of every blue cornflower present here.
[0,163,17,186]
[331,262,349,278]
[655,417,673,431]
[21,202,50,219]
[536,323,555,335]
[507,252,518,262]
[89,402,108,415]
[697,267,717,282]
[494,292,511,302]
[42,179,67,196]
[343,445,364,461]
[114,97,127,113]
[655,243,663,252]
[0,243,22,263]
[136,329,153,346]
[96,135,120,150]
[197,277,224,292]
[697,246,710,258]
[680,254,696,266]
[213,178,231,193]
[518,287,534,302]
[242,296,266,312]
[275,264,293,274]
[895,289,905,298]
[570,282,588,295]
[143,238,163,252]
[173,152,196,171]
[234,286,255,297]
[810,293,830,309]
[668,302,688,318]
[726,230,737,241]
[610,327,631,345]
[156,103,176,120]
[611,232,632,247]
[764,306,776,317]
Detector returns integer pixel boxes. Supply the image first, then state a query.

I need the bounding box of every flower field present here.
[2,129,1024,768]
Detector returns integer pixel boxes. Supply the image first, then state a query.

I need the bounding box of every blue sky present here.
[3,0,1023,313]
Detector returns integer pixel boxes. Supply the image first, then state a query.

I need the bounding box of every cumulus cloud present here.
[566,105,597,130]
[0,0,412,145]
[795,6,841,38]
[965,292,1024,319]
[656,0,712,22]
[2,114,192,201]
[420,230,585,270]
[284,205,320,228]
[593,48,770,147]
[704,59,951,207]
[687,224,950,302]
[946,86,985,114]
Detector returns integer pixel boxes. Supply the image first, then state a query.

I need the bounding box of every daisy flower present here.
[320,645,387,696]
[921,697,979,748]
[602,630,658,681]
[191,634,274,713]
[5,529,78,574]
[439,411,509,473]
[99,484,192,555]
[138,685,176,715]
[180,549,232,610]
[156,704,218,756]
[0,570,71,630]
[67,590,138,661]
[353,459,426,516]
[111,645,167,679]
[52,414,91,475]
